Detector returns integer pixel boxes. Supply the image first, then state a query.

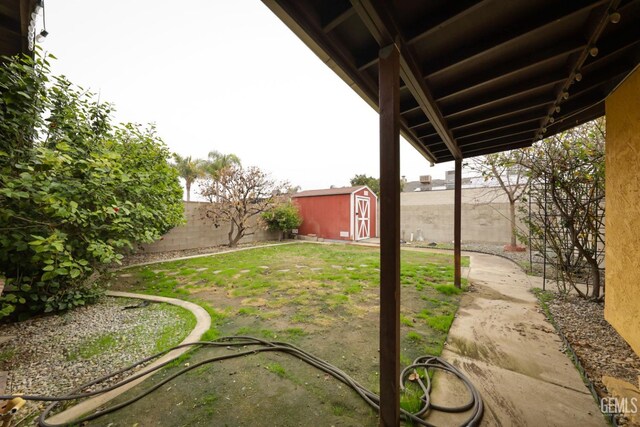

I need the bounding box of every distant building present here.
[403,173,472,192]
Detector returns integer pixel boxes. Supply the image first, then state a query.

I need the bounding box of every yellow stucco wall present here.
[604,67,640,356]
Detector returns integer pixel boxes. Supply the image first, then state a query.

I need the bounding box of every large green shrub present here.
[0,52,184,319]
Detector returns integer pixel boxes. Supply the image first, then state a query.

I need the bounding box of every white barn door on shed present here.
[355,196,370,240]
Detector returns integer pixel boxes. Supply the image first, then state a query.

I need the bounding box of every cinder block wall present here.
[141,202,279,253]
[400,187,526,244]
[604,67,640,356]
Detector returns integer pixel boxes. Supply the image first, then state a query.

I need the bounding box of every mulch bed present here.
[547,295,640,425]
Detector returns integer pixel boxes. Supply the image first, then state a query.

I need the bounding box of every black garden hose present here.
[0,336,483,427]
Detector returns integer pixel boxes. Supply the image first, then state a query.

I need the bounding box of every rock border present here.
[45,291,211,425]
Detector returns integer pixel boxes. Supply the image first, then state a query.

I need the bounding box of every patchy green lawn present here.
[97,243,468,426]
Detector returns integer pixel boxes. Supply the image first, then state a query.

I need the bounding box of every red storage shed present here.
[291,186,378,241]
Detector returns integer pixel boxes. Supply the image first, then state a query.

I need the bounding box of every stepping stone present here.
[213,270,223,275]
[331,265,343,269]
[119,273,133,278]
[195,268,208,272]
[0,371,7,395]
[295,265,306,269]
[359,264,369,267]
[277,269,290,273]
[310,268,323,271]
[0,336,15,346]
[258,266,270,269]
[240,269,250,274]
[346,267,356,271]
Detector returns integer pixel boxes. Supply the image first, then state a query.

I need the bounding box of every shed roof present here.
[262,0,640,163]
[291,185,368,198]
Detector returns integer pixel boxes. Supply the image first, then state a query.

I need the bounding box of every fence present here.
[141,202,279,253]
[400,187,526,244]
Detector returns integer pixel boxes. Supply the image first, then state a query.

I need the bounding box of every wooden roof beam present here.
[322,6,355,33]
[448,98,554,129]
[462,139,534,159]
[406,0,488,45]
[458,127,539,147]
[426,1,609,79]
[545,102,604,135]
[356,0,488,72]
[352,0,462,159]
[435,41,586,102]
[455,116,542,139]
[442,73,565,118]
[535,0,622,140]
[581,38,640,72]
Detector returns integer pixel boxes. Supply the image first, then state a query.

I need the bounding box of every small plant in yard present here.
[400,314,414,327]
[406,331,422,343]
[266,362,287,378]
[261,201,302,241]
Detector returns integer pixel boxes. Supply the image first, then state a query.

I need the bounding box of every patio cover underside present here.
[263,0,640,162]
[0,0,37,58]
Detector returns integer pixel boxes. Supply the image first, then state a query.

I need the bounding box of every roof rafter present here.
[322,6,355,33]
[534,0,622,140]
[425,0,610,79]
[455,116,542,140]
[442,73,565,118]
[435,41,586,102]
[351,0,462,159]
[463,139,534,158]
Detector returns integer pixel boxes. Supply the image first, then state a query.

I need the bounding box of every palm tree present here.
[171,154,205,202]
[206,150,241,179]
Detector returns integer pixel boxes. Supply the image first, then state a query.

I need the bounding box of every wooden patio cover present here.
[0,0,38,57]
[261,0,640,425]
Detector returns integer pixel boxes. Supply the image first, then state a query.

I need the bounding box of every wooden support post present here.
[378,44,401,427]
[454,158,462,288]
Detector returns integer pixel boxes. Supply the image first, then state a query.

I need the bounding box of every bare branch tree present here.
[519,118,605,300]
[198,165,288,247]
[468,150,531,248]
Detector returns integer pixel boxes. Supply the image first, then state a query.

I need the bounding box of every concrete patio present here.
[426,251,605,426]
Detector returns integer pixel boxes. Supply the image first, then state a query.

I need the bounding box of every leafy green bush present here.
[0,52,184,319]
[261,201,302,240]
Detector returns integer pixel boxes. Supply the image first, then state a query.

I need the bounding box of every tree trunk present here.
[509,200,517,247]
[230,228,244,247]
[589,258,601,300]
[228,222,235,247]
[186,181,191,202]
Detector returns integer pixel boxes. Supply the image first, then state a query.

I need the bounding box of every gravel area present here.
[117,240,281,268]
[545,295,640,424]
[0,297,194,425]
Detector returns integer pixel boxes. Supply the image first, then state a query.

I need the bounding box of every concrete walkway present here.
[426,252,605,426]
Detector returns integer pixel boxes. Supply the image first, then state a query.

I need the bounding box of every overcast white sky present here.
[41,0,456,192]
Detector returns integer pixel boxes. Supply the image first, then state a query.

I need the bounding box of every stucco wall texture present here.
[604,68,640,356]
[141,202,278,253]
[401,187,526,244]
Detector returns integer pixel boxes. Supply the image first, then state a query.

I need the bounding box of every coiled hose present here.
[0,336,483,426]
